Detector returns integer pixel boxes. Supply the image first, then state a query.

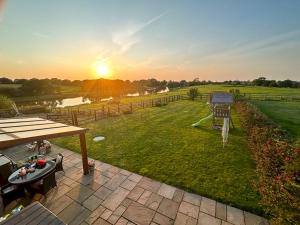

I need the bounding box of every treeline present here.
[0,78,82,97]
[0,76,299,98]
[252,77,300,88]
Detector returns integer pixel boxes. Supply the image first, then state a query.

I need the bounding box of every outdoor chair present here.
[28,170,57,195]
[0,183,25,208]
[52,153,64,173]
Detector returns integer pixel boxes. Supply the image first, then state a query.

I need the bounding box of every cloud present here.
[112,11,167,54]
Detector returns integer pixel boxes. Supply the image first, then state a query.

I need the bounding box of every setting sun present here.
[96,65,109,77]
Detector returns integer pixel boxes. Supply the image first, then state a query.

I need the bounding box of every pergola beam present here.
[0,118,89,175]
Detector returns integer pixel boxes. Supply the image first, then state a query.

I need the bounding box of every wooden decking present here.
[0,202,65,225]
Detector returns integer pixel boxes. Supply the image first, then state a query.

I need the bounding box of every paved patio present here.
[2,145,268,225]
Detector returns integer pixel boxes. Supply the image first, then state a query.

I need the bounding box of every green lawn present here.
[253,101,300,143]
[54,100,261,214]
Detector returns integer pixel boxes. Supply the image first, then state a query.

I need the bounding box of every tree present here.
[0,77,13,84]
[187,88,199,101]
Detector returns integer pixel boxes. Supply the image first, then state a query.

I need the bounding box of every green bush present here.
[236,101,300,225]
[0,95,14,110]
[187,88,199,100]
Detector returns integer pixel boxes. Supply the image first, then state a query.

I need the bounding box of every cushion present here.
[56,154,62,164]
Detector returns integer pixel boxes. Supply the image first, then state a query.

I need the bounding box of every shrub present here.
[0,95,14,110]
[187,88,199,101]
[236,101,300,225]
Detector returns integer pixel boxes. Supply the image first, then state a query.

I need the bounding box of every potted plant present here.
[88,160,95,172]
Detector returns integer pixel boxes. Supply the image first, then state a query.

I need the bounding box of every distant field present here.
[174,84,300,96]
[54,100,261,214]
[253,101,300,143]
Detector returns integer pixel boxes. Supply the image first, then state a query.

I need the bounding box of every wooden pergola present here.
[0,117,89,174]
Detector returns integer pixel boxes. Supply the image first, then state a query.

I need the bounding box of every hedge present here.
[236,101,300,225]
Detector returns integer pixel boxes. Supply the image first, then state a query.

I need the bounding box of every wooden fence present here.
[46,95,186,126]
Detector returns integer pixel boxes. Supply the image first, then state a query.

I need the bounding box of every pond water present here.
[56,97,91,108]
[17,87,170,108]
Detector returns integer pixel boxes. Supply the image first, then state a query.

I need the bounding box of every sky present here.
[0,0,300,81]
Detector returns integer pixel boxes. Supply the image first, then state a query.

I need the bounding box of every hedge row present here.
[236,101,300,225]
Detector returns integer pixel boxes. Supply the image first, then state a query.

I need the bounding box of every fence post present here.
[130,103,133,113]
[152,99,154,107]
[102,105,105,117]
[94,110,97,121]
[71,111,78,126]
[118,104,120,113]
[108,106,110,116]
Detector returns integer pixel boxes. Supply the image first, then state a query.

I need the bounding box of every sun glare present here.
[96,65,109,77]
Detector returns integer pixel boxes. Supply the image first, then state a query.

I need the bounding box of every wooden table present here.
[0,201,65,225]
[8,161,56,185]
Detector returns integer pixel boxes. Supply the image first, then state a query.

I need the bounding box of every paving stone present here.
[121,198,133,207]
[227,206,245,225]
[93,217,111,225]
[83,195,103,211]
[153,212,174,225]
[66,185,94,203]
[244,212,269,225]
[198,212,221,225]
[173,189,184,203]
[138,190,152,205]
[104,173,127,190]
[179,201,199,219]
[69,208,91,225]
[94,186,112,200]
[115,217,129,225]
[120,179,137,191]
[120,169,132,176]
[101,209,113,220]
[94,173,110,185]
[46,183,72,201]
[221,221,232,225]
[102,187,130,211]
[216,202,226,220]
[61,176,78,187]
[123,202,155,225]
[138,177,162,192]
[128,173,143,182]
[102,170,116,179]
[45,195,74,215]
[127,186,145,201]
[114,205,127,216]
[85,181,102,191]
[77,174,95,185]
[183,192,202,206]
[174,212,197,225]
[157,184,176,199]
[157,198,180,219]
[108,214,120,224]
[145,193,163,210]
[107,205,127,224]
[85,205,106,225]
[57,201,89,225]
[107,166,120,174]
[200,197,216,216]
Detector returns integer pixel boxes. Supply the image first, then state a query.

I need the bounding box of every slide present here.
[192,113,213,127]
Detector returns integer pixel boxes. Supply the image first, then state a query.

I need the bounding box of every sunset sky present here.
[0,0,300,81]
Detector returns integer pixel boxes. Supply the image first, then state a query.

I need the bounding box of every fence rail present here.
[46,95,186,126]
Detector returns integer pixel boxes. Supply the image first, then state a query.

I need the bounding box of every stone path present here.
[3,145,269,225]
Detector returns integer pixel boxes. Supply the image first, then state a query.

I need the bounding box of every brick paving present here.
[2,145,269,225]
